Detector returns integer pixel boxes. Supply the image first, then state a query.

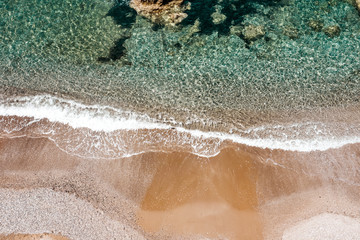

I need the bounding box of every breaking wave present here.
[1,95,360,158]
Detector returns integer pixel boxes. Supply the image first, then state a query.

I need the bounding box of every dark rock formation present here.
[308,19,324,32]
[130,0,190,26]
[242,25,265,41]
[323,25,341,37]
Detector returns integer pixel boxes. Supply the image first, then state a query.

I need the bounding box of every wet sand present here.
[137,149,261,239]
[1,135,360,239]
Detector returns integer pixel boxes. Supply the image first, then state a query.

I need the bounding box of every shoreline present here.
[2,102,360,160]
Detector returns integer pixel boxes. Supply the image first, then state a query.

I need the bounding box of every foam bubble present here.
[0,95,169,131]
[1,94,360,157]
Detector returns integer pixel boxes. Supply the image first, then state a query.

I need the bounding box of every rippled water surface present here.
[1,0,360,128]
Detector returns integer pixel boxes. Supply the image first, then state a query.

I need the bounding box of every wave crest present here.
[1,95,360,158]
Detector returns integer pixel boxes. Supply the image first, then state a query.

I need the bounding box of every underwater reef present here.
[130,0,190,26]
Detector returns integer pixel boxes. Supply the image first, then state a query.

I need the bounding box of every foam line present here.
[1,95,360,153]
[0,95,169,131]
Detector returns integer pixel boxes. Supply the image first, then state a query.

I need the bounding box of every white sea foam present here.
[0,95,169,131]
[0,94,360,155]
[175,127,360,152]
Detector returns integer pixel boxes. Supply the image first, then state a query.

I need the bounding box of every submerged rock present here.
[283,26,299,39]
[323,25,341,37]
[179,18,201,43]
[344,0,360,13]
[343,0,356,6]
[242,25,265,41]
[308,19,324,32]
[211,6,227,25]
[230,25,243,36]
[130,0,190,26]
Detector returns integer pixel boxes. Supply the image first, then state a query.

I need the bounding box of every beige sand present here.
[0,188,145,240]
[260,185,360,240]
[0,233,68,240]
[282,213,360,240]
[1,135,360,239]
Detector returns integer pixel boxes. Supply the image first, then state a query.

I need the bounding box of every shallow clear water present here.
[1,0,360,156]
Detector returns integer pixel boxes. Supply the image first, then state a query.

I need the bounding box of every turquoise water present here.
[1,0,360,131]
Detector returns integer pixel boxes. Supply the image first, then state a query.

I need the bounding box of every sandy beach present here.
[1,135,360,239]
[0,233,69,240]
